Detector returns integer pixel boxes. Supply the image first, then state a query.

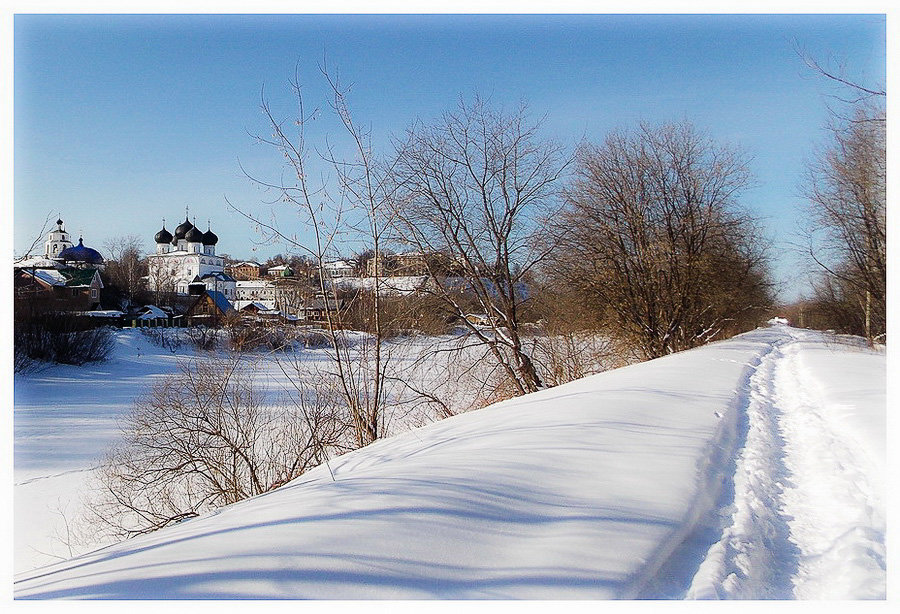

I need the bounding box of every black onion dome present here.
[155,225,173,244]
[185,225,204,242]
[173,217,194,240]
[58,238,104,264]
[202,228,218,246]
[56,218,64,227]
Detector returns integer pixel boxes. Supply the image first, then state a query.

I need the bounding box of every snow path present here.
[686,328,885,599]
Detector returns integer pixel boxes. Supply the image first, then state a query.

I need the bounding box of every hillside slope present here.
[14,325,885,599]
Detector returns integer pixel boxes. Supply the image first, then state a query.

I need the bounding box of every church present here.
[146,214,236,300]
[14,218,105,310]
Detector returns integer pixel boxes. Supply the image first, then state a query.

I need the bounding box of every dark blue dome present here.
[185,226,204,242]
[58,238,104,264]
[173,217,194,240]
[155,225,173,244]
[202,228,218,245]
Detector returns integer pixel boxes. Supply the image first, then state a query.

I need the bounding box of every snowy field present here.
[14,326,602,574]
[14,323,885,599]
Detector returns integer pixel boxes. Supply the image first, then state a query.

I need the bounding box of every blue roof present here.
[58,238,104,264]
[207,290,234,314]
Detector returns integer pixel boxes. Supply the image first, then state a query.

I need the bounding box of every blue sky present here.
[13,13,885,301]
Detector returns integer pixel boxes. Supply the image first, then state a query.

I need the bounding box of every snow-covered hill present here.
[13,324,885,599]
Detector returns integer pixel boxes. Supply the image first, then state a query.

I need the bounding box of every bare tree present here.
[103,234,148,306]
[802,103,885,344]
[390,97,568,395]
[549,122,772,360]
[229,65,398,447]
[795,44,885,109]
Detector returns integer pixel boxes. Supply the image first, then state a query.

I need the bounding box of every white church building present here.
[147,215,236,299]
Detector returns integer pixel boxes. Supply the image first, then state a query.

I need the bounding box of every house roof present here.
[84,310,125,318]
[323,260,356,269]
[200,272,236,283]
[138,305,169,319]
[14,256,63,270]
[305,297,343,311]
[29,269,68,287]
[59,268,102,288]
[207,290,234,314]
[237,301,272,312]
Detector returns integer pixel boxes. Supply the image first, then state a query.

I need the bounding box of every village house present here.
[15,267,104,312]
[185,289,234,325]
[266,264,293,277]
[14,218,106,312]
[228,261,266,280]
[321,260,357,279]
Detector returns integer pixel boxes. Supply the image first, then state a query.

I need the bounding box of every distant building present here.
[185,289,234,325]
[146,214,236,300]
[16,218,105,272]
[321,260,357,279]
[229,261,266,280]
[43,218,74,260]
[15,267,104,311]
[364,252,455,277]
[14,217,105,311]
[300,296,345,323]
[266,264,294,277]
[235,278,307,316]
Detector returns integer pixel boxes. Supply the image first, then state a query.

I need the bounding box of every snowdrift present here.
[14,326,884,599]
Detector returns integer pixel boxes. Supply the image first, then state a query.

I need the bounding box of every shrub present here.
[14,308,114,371]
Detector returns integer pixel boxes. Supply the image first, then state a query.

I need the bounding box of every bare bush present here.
[529,333,623,388]
[184,324,220,351]
[83,354,343,540]
[225,319,291,352]
[14,309,115,371]
[341,290,453,338]
[139,326,185,353]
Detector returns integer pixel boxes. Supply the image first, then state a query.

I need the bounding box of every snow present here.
[334,275,430,295]
[13,324,885,599]
[136,305,168,320]
[14,331,186,572]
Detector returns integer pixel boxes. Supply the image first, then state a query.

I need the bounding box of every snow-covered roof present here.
[200,272,236,283]
[28,269,68,287]
[13,256,62,269]
[323,259,356,269]
[82,310,124,318]
[235,300,274,312]
[236,279,276,288]
[137,305,169,320]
